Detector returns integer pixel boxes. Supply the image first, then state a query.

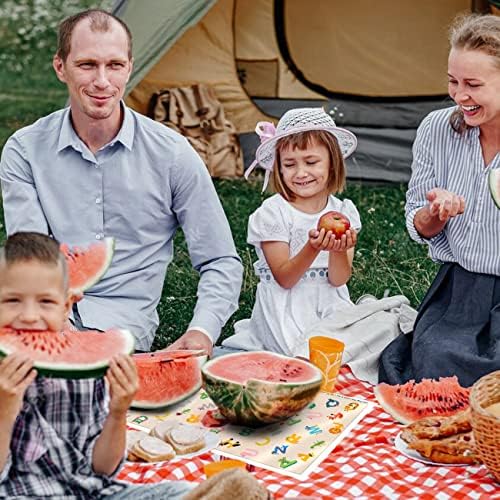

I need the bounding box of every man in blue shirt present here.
[0,9,243,354]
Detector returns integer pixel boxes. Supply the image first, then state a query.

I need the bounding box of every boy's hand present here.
[105,354,139,417]
[0,354,37,424]
[329,228,357,253]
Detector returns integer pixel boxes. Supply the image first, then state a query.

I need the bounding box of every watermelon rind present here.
[64,237,115,294]
[131,352,207,409]
[202,351,323,427]
[0,328,135,379]
[489,169,500,209]
[373,385,414,425]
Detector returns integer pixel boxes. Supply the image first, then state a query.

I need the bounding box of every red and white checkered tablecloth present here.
[118,367,499,499]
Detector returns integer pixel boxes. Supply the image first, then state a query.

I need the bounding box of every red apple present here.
[317,211,351,239]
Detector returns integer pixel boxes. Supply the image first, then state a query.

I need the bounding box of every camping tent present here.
[114,0,480,183]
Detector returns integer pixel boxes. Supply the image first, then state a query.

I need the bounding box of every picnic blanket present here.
[118,367,498,499]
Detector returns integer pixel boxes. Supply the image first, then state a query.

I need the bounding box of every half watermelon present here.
[132,350,208,409]
[489,168,500,209]
[60,238,115,295]
[0,327,135,379]
[202,351,322,427]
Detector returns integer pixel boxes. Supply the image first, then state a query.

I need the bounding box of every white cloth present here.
[298,295,417,385]
[223,193,362,355]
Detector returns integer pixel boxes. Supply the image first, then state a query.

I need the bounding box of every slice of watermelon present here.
[488,169,500,209]
[60,238,115,294]
[132,350,207,409]
[374,376,470,424]
[0,327,135,379]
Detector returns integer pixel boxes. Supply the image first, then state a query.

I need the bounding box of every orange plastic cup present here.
[308,336,344,392]
[204,459,247,478]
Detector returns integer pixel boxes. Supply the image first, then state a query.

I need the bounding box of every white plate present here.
[394,432,471,467]
[127,430,219,466]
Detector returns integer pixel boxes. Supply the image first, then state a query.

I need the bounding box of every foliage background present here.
[0,0,438,349]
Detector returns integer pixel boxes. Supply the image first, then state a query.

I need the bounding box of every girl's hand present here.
[0,354,37,424]
[308,228,337,250]
[329,229,357,253]
[105,354,139,417]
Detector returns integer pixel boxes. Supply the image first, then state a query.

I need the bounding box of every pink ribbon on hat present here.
[244,121,277,191]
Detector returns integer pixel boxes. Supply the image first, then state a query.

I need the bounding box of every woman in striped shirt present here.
[380,14,500,388]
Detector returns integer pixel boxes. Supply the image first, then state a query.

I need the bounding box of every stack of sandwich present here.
[400,409,482,465]
[127,422,208,462]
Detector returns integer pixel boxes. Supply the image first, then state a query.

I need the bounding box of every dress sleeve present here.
[247,198,289,248]
[0,135,49,235]
[405,114,439,244]
[340,199,362,233]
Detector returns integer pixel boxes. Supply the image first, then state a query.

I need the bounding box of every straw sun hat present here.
[244,107,357,191]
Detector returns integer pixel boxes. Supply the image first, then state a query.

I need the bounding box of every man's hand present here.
[0,354,37,425]
[105,354,139,417]
[166,329,213,357]
[427,188,465,222]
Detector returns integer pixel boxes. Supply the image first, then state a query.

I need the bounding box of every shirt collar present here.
[57,101,134,153]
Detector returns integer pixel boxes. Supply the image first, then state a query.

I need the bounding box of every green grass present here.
[0,0,438,350]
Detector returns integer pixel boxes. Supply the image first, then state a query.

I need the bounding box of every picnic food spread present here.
[317,210,351,238]
[120,367,500,496]
[374,376,470,424]
[488,168,500,208]
[127,423,208,463]
[0,327,135,378]
[400,409,480,465]
[132,350,207,409]
[60,237,115,295]
[201,351,322,427]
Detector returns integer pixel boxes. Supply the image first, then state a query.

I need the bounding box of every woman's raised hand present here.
[427,188,465,222]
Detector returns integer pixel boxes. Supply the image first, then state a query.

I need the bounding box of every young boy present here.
[0,232,194,498]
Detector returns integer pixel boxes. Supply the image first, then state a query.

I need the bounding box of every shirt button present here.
[94,164,99,169]
[95,198,101,204]
[95,234,102,240]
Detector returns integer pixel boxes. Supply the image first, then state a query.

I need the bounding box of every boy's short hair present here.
[0,232,68,289]
[272,130,346,202]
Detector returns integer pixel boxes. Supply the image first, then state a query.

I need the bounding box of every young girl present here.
[222,108,360,357]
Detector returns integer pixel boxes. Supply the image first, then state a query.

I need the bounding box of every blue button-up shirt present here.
[0,105,243,350]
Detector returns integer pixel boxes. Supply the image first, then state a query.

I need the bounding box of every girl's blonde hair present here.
[448,14,500,134]
[271,130,346,202]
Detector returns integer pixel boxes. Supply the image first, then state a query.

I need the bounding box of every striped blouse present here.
[406,106,500,276]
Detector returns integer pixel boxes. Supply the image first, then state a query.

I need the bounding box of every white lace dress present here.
[223,194,362,356]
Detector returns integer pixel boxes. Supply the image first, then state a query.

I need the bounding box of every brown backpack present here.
[149,84,243,178]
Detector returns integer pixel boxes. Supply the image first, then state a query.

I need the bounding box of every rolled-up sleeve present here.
[171,138,243,344]
[0,135,49,235]
[405,114,439,244]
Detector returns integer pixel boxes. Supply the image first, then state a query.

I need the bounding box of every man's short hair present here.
[56,8,133,61]
[0,232,68,289]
